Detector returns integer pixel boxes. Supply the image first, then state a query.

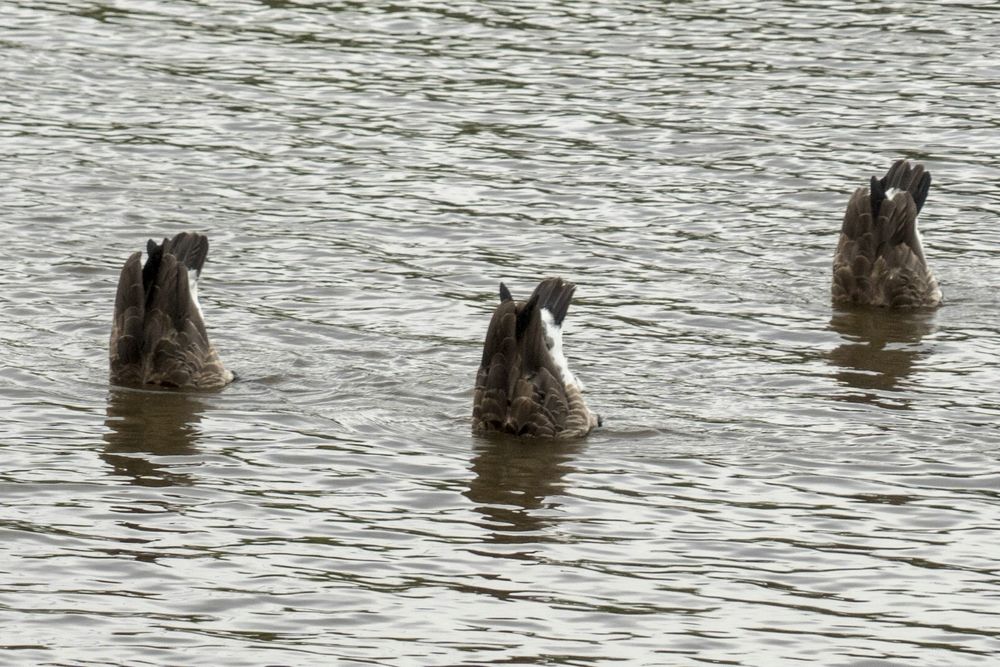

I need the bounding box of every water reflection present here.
[465,436,582,544]
[102,388,207,486]
[827,308,936,407]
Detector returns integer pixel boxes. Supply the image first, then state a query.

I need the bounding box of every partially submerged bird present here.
[832,160,941,308]
[472,277,599,439]
[109,232,233,390]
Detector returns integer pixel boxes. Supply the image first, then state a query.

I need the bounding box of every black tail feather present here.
[531,277,576,327]
[873,159,932,217]
[141,239,164,305]
[161,232,209,277]
[515,288,541,340]
[141,232,209,312]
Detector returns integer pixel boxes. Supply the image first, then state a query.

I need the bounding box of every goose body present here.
[832,160,941,308]
[109,232,233,390]
[472,277,598,439]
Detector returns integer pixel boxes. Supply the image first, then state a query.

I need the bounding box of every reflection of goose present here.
[110,232,233,389]
[102,388,206,487]
[465,436,581,541]
[833,160,941,308]
[472,278,599,439]
[827,308,936,399]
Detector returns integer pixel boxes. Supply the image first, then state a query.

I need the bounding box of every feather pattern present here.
[109,232,233,390]
[472,277,599,439]
[832,160,941,308]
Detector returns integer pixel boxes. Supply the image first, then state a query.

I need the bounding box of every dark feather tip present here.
[869,175,886,221]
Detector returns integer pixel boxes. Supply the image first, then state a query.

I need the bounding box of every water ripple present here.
[3,0,1000,665]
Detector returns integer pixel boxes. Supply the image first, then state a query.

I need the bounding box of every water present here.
[3,1,1000,664]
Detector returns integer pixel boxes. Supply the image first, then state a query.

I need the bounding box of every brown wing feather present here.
[473,303,517,432]
[563,383,593,437]
[109,252,146,387]
[144,254,206,388]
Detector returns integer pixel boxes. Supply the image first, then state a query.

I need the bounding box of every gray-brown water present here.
[3,1,1000,665]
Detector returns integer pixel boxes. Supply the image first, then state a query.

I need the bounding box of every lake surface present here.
[3,1,1000,665]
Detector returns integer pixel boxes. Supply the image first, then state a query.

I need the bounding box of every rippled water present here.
[3,1,1000,665]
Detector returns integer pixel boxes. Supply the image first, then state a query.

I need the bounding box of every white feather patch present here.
[541,308,580,388]
[188,268,205,322]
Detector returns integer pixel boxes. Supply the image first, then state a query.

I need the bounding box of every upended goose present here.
[472,277,599,439]
[832,159,941,308]
[109,232,233,390]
